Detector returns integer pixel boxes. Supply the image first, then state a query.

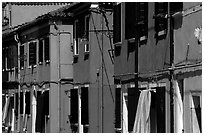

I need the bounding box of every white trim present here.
[116,84,121,88]
[158,30,166,36]
[84,84,89,88]
[74,86,79,89]
[130,84,135,88]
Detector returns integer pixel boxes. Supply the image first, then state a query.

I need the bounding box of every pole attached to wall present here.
[169,2,174,133]
[14,34,21,133]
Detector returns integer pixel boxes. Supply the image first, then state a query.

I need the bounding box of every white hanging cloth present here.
[190,94,200,133]
[32,85,37,133]
[11,108,15,132]
[2,96,10,123]
[122,94,128,133]
[133,90,151,133]
[174,81,184,133]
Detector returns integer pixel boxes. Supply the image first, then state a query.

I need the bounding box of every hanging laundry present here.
[174,81,184,133]
[133,90,151,133]
[31,86,37,133]
[2,95,10,123]
[122,94,128,133]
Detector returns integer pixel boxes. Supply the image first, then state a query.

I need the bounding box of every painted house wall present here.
[174,2,202,133]
[73,7,114,132]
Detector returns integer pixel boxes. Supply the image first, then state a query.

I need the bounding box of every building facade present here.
[113,2,202,133]
[2,2,202,133]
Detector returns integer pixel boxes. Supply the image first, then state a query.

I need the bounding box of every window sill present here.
[114,42,122,46]
[157,30,166,36]
[127,38,135,43]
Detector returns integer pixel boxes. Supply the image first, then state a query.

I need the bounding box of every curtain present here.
[32,86,37,133]
[122,94,128,133]
[174,81,183,133]
[191,94,200,133]
[132,90,151,133]
[2,96,10,123]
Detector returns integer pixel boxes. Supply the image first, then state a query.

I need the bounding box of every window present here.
[20,45,24,69]
[191,92,202,132]
[125,3,137,40]
[115,88,121,131]
[155,2,168,36]
[29,41,37,67]
[170,2,183,13]
[85,15,90,40]
[113,3,121,43]
[2,48,5,71]
[38,39,43,64]
[44,37,50,63]
[128,87,140,132]
[7,46,11,70]
[81,87,89,126]
[137,2,148,41]
[74,20,79,55]
[84,42,89,53]
[70,89,78,124]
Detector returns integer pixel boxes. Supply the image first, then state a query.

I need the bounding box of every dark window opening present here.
[20,45,24,69]
[150,87,166,133]
[113,3,121,43]
[20,92,24,114]
[85,15,90,40]
[155,2,168,36]
[29,42,37,66]
[44,37,50,63]
[115,88,121,130]
[128,87,140,132]
[2,48,5,70]
[15,93,18,117]
[170,2,183,13]
[125,3,137,40]
[192,95,202,132]
[39,39,43,64]
[25,92,30,114]
[81,87,89,126]
[70,89,78,124]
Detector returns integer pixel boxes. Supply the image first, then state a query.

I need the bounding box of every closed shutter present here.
[125,3,137,40]
[29,42,37,66]
[155,2,168,33]
[20,92,24,114]
[38,39,43,64]
[44,37,50,63]
[113,3,121,43]
[20,45,24,69]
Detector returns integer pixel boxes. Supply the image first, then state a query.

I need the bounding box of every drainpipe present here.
[14,34,21,133]
[169,2,174,133]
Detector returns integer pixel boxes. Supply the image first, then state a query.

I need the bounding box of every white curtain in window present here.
[11,108,15,132]
[174,81,183,133]
[2,96,10,123]
[132,90,151,133]
[191,94,200,133]
[122,94,128,133]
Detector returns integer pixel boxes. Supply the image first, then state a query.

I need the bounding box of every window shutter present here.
[44,37,50,63]
[38,39,43,64]
[29,42,37,66]
[155,2,168,33]
[85,15,90,40]
[113,3,121,43]
[20,92,24,114]
[20,45,24,69]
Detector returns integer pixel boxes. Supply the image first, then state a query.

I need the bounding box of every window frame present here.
[20,44,25,70]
